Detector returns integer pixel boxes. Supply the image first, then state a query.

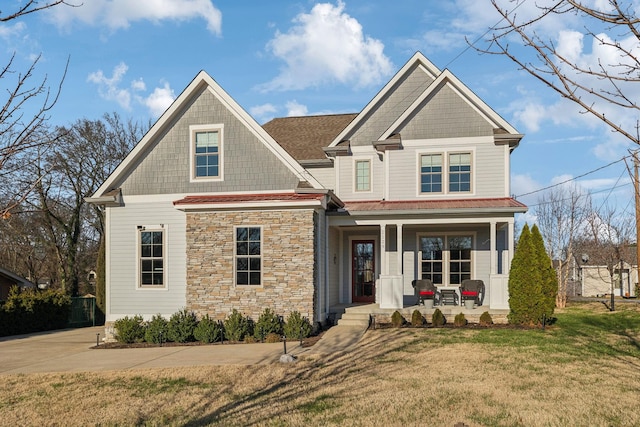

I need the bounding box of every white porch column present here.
[490,221,497,275]
[380,223,387,275]
[507,219,515,268]
[396,223,403,275]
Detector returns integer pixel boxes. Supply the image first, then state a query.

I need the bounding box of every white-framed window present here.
[418,234,473,286]
[354,159,371,192]
[190,124,223,181]
[449,152,471,193]
[418,151,472,195]
[420,153,443,194]
[235,226,262,286]
[138,227,165,288]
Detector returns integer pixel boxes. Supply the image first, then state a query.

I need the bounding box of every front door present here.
[352,240,375,303]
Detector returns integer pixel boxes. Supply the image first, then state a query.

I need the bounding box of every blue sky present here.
[2,0,636,221]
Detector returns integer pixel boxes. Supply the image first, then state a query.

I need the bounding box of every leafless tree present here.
[535,184,591,307]
[481,0,640,145]
[0,1,75,218]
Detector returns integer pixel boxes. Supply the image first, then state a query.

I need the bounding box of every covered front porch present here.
[324,211,517,315]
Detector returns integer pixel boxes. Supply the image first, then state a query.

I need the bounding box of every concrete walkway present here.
[0,324,368,375]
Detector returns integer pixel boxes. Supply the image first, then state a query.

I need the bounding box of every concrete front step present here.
[337,312,370,327]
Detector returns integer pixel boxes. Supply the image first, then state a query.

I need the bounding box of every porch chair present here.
[412,279,436,306]
[460,279,485,306]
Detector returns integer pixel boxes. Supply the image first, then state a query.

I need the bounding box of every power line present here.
[515,155,629,198]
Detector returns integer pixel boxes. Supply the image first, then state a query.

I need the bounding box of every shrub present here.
[193,315,224,343]
[145,314,169,344]
[244,335,257,343]
[167,309,198,343]
[0,287,71,336]
[479,311,493,326]
[283,311,313,340]
[431,309,445,327]
[454,312,467,327]
[391,310,405,328]
[114,315,145,343]
[265,332,282,343]
[224,309,251,342]
[254,308,282,341]
[411,309,424,327]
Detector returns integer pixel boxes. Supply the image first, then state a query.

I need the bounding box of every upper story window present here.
[355,159,371,192]
[449,153,471,192]
[235,226,262,286]
[420,154,442,193]
[139,228,164,287]
[190,124,223,181]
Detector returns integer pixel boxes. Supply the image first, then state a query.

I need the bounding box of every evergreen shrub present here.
[283,311,313,340]
[479,311,493,326]
[454,312,467,327]
[224,309,251,342]
[411,309,424,327]
[193,315,224,343]
[391,310,405,327]
[254,308,282,341]
[145,314,168,344]
[431,308,445,327]
[114,315,145,343]
[167,309,198,343]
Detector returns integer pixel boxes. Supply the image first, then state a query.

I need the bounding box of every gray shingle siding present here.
[119,87,300,195]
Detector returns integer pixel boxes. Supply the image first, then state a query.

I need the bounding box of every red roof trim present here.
[342,198,527,211]
[174,192,326,205]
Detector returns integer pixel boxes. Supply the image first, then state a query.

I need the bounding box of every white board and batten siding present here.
[106,197,187,321]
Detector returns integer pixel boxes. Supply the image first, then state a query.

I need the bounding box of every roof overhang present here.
[173,190,344,212]
[84,188,123,207]
[331,198,528,217]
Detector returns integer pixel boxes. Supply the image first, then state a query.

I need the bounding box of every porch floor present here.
[329,303,509,324]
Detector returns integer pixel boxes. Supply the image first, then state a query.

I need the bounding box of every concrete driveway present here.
[0,327,304,375]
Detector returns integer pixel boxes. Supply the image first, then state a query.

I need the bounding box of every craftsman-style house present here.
[89,52,526,337]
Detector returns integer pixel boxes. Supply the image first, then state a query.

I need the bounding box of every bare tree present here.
[0,1,74,218]
[581,204,635,310]
[535,184,591,307]
[481,0,640,145]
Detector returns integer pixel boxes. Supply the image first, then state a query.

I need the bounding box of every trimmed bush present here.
[193,315,224,343]
[167,309,198,343]
[0,287,71,336]
[391,310,405,328]
[145,314,169,344]
[114,315,145,343]
[411,309,424,327]
[453,312,467,327]
[265,332,282,343]
[431,309,445,327]
[531,224,558,319]
[254,308,282,341]
[479,311,493,326]
[283,311,313,340]
[224,309,251,342]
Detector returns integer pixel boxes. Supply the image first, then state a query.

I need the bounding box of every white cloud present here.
[0,22,26,40]
[250,104,278,124]
[260,1,393,91]
[88,63,176,117]
[141,82,175,117]
[47,0,222,35]
[285,101,308,117]
[87,62,132,110]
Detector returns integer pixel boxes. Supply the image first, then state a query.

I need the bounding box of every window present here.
[140,230,164,287]
[448,236,472,285]
[420,154,442,193]
[190,124,223,180]
[235,227,261,285]
[420,237,443,284]
[449,153,471,192]
[419,235,472,286]
[355,159,371,192]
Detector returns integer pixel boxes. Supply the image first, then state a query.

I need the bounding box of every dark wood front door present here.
[352,240,375,303]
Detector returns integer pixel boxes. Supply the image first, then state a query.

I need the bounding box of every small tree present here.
[254,308,282,341]
[531,224,557,321]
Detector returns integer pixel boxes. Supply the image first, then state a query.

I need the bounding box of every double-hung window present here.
[140,229,164,287]
[355,159,371,192]
[235,227,261,286]
[191,124,223,180]
[449,153,471,192]
[419,235,473,286]
[420,154,442,193]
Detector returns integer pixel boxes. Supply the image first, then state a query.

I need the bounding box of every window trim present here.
[189,124,224,182]
[417,232,475,286]
[234,225,263,287]
[137,225,167,290]
[417,149,474,196]
[448,151,472,193]
[354,158,372,193]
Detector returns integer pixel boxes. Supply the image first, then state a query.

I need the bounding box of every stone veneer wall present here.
[186,209,317,322]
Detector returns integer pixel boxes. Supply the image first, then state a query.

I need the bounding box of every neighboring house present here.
[581,263,638,297]
[0,267,36,301]
[88,52,526,338]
